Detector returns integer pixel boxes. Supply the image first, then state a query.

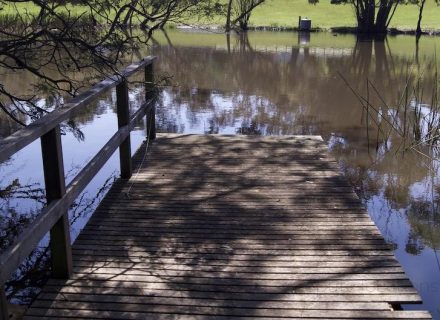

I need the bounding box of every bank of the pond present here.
[178,0,440,35]
[3,0,440,35]
[175,25,440,37]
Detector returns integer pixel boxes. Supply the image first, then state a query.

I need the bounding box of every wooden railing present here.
[0,56,156,320]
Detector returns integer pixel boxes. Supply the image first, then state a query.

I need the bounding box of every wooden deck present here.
[25,134,431,319]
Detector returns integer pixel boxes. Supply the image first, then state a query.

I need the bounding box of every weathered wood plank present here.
[145,61,156,140]
[72,254,399,263]
[71,249,395,258]
[71,258,401,268]
[28,299,396,315]
[73,238,390,247]
[72,244,395,253]
[83,221,379,229]
[39,285,421,303]
[35,292,394,310]
[85,216,376,223]
[78,229,383,240]
[41,126,73,279]
[116,79,132,178]
[44,278,421,294]
[0,288,8,320]
[25,304,432,319]
[66,272,414,283]
[72,264,406,275]
[24,312,432,320]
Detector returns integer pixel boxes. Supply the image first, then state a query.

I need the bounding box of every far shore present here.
[173,24,440,37]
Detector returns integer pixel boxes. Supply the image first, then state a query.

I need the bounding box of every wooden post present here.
[145,63,156,140]
[148,103,156,141]
[116,79,132,178]
[0,287,9,320]
[41,126,73,279]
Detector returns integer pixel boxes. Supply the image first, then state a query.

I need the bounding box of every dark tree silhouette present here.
[352,0,399,33]
[324,0,400,33]
[0,0,210,125]
[415,0,427,36]
[225,0,265,31]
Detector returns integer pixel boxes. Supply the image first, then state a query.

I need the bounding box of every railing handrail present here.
[0,99,153,282]
[0,57,155,164]
[0,56,156,317]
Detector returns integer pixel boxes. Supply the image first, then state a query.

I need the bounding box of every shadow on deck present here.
[25,134,431,319]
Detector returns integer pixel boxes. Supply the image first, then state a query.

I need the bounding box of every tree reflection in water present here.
[0,173,114,305]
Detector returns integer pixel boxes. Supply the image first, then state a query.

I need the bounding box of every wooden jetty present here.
[0,57,431,319]
[27,134,431,319]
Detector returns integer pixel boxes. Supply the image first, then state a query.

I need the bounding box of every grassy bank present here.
[184,0,440,32]
[2,0,440,33]
[252,0,440,31]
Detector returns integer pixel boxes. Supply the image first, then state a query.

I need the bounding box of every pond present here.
[1,29,440,318]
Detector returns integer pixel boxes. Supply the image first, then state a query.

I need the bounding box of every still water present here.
[1,29,440,317]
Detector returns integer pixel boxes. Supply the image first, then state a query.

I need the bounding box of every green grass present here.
[186,0,440,32]
[253,0,440,31]
[250,0,356,29]
[2,0,440,31]
[0,3,88,16]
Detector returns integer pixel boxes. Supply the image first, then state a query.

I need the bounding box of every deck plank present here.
[25,134,431,319]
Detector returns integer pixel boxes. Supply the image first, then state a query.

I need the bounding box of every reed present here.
[341,63,440,159]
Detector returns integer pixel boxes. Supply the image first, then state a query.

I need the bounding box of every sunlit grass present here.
[1,0,440,31]
[186,0,440,31]
[0,2,88,16]
[248,0,440,30]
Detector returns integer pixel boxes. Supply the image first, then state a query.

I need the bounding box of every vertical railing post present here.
[41,126,73,279]
[116,79,132,179]
[0,287,9,320]
[145,62,156,140]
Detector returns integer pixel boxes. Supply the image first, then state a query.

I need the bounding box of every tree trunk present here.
[416,0,426,36]
[374,1,392,33]
[354,0,398,34]
[239,13,250,31]
[225,0,233,32]
[357,0,375,33]
[232,0,265,31]
[121,0,139,27]
[367,0,375,31]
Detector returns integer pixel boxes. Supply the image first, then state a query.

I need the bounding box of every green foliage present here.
[0,0,215,125]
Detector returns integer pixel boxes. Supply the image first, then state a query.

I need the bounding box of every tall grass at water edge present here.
[342,64,440,160]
